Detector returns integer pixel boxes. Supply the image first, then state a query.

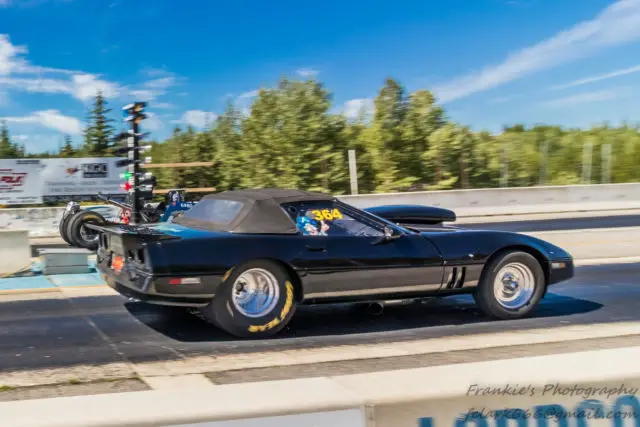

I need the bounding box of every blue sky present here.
[1,0,640,153]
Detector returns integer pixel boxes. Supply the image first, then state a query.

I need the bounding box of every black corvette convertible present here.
[89,188,574,338]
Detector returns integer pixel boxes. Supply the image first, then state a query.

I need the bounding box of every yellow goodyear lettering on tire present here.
[221,268,233,282]
[248,281,295,333]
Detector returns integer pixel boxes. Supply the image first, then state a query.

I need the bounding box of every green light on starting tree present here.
[120,171,132,180]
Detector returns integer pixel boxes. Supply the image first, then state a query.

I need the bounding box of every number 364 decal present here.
[310,209,343,221]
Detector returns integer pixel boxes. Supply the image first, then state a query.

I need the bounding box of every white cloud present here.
[433,0,640,103]
[296,68,320,78]
[238,89,259,99]
[0,34,184,105]
[129,89,156,102]
[153,101,174,109]
[552,63,640,90]
[144,76,176,90]
[143,112,163,131]
[125,71,181,104]
[0,34,27,75]
[71,73,120,101]
[140,67,172,78]
[343,98,374,119]
[0,34,77,76]
[487,95,520,104]
[174,110,217,128]
[0,76,72,93]
[0,34,122,101]
[0,73,120,101]
[0,109,82,135]
[542,89,624,108]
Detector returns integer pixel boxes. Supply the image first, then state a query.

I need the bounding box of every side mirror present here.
[373,226,401,245]
[384,226,394,239]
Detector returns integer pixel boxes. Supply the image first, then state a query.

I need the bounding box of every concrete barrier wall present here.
[1,346,639,427]
[340,182,640,214]
[0,229,31,275]
[1,183,640,237]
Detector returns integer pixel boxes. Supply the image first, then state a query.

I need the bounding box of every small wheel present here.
[58,212,76,245]
[473,250,546,320]
[197,260,297,339]
[66,210,107,251]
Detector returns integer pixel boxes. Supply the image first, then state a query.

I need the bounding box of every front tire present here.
[473,250,546,320]
[197,260,297,339]
[66,210,108,251]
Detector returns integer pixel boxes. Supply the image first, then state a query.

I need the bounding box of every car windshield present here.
[177,199,244,225]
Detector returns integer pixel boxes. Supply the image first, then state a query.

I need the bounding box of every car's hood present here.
[419,227,572,261]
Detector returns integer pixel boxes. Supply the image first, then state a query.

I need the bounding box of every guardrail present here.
[1,183,639,238]
[1,346,638,426]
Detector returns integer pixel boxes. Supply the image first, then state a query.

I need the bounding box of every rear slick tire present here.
[66,210,107,251]
[197,260,297,339]
[58,212,75,245]
[473,250,546,320]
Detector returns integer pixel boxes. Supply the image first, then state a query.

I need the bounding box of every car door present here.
[286,201,445,301]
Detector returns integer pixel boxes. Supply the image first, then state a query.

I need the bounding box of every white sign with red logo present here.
[0,159,44,205]
[40,157,128,202]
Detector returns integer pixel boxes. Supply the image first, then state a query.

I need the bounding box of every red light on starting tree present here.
[120,182,132,191]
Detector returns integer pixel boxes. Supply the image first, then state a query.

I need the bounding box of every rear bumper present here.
[96,252,214,308]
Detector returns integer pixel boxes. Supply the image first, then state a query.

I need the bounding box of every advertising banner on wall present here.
[0,159,44,205]
[39,157,128,203]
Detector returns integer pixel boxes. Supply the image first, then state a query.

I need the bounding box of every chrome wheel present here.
[231,268,280,318]
[493,262,535,310]
[79,224,99,243]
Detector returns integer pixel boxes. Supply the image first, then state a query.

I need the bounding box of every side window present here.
[284,202,383,237]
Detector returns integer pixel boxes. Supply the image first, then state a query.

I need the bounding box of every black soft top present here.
[172,188,336,234]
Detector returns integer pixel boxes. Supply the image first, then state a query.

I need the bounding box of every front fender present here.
[422,229,574,286]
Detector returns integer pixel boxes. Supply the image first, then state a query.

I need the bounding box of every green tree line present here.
[2,78,639,195]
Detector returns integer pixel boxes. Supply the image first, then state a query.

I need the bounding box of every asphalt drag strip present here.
[0,262,638,375]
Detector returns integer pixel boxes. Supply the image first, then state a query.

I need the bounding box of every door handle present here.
[305,245,326,252]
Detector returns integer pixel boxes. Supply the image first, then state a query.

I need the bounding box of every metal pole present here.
[582,140,592,184]
[539,140,548,185]
[348,149,358,195]
[602,143,611,184]
[131,117,142,224]
[501,142,509,187]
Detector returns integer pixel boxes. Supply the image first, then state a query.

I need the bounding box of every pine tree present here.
[84,91,116,156]
[0,121,18,159]
[60,135,76,157]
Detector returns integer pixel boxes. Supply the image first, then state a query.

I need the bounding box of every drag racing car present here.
[59,190,196,251]
[88,188,574,339]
